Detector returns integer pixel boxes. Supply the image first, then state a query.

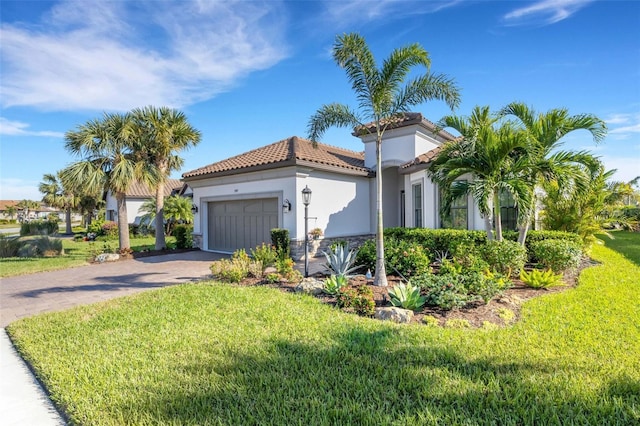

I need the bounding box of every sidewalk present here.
[1,329,65,425]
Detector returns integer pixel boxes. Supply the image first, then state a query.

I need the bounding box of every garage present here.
[207,198,279,253]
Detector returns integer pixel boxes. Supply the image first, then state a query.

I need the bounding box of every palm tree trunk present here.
[374,137,388,287]
[65,206,72,234]
[493,191,503,241]
[485,198,494,241]
[155,182,166,250]
[116,192,130,251]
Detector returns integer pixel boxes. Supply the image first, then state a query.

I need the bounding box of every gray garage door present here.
[208,198,278,253]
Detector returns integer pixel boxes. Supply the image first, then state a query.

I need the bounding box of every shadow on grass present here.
[116,327,639,425]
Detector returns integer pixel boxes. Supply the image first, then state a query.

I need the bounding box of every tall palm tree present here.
[499,102,606,244]
[62,113,159,251]
[131,106,201,250]
[429,106,533,241]
[307,33,460,286]
[39,171,78,234]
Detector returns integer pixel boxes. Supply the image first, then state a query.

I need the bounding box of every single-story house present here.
[182,113,518,257]
[105,179,184,225]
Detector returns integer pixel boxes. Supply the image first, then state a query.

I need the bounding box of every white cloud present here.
[322,0,463,29]
[0,0,289,112]
[0,117,64,137]
[503,0,594,26]
[0,178,42,201]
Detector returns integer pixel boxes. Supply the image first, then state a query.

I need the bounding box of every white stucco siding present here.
[104,192,149,224]
[295,171,371,241]
[362,126,442,169]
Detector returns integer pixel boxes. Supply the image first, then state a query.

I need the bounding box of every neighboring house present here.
[183,112,517,256]
[105,179,184,225]
[0,200,20,220]
[0,200,69,222]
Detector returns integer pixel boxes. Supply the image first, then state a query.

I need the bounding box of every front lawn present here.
[600,230,640,266]
[7,243,640,425]
[0,236,175,277]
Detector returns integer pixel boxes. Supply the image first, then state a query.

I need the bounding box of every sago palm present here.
[499,102,606,244]
[131,106,201,250]
[429,106,532,241]
[307,32,460,286]
[62,112,160,251]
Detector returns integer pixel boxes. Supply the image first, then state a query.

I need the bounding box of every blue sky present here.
[1,0,639,201]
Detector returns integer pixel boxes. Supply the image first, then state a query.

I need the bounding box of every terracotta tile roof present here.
[0,200,20,211]
[356,112,457,141]
[126,179,183,198]
[399,146,445,175]
[182,136,370,179]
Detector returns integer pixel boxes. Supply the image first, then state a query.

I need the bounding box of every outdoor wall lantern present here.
[302,186,312,277]
[282,199,291,213]
[191,203,198,214]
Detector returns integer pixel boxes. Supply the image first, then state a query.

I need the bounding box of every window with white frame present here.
[439,180,468,229]
[412,182,422,228]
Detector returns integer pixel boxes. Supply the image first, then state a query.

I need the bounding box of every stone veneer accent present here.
[290,234,374,261]
[192,233,203,249]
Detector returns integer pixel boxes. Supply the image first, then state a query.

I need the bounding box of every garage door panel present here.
[208,198,278,252]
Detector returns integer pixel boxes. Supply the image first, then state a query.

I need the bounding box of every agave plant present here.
[323,274,348,295]
[388,283,427,311]
[323,245,360,277]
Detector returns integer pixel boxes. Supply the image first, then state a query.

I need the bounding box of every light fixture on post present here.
[301,185,312,277]
[282,199,291,213]
[191,203,198,214]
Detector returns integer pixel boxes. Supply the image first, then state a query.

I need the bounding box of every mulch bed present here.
[235,258,596,328]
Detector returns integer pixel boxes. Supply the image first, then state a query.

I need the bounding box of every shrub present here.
[0,235,20,258]
[20,220,58,236]
[520,268,564,289]
[411,274,470,310]
[337,285,375,316]
[210,258,249,283]
[531,239,582,273]
[422,315,440,326]
[251,243,278,270]
[355,239,376,273]
[385,227,487,254]
[451,243,490,273]
[17,236,64,258]
[384,239,431,278]
[323,245,360,277]
[388,283,427,311]
[101,221,118,239]
[87,219,105,235]
[173,224,194,249]
[323,275,348,295]
[270,228,290,260]
[480,240,526,277]
[462,270,512,304]
[264,273,281,284]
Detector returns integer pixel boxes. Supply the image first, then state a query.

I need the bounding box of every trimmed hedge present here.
[385,227,487,255]
[531,239,583,273]
[20,220,58,236]
[173,224,194,249]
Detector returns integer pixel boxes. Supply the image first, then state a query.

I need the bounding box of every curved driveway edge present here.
[0,250,225,328]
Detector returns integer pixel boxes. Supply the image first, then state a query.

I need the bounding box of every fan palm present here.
[62,112,160,251]
[499,102,606,244]
[131,106,201,250]
[307,33,460,286]
[39,171,78,234]
[429,106,532,241]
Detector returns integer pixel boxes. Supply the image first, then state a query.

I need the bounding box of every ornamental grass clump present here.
[388,283,427,311]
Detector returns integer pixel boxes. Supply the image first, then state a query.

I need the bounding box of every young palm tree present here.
[39,171,78,234]
[62,113,159,251]
[17,199,39,222]
[429,106,532,241]
[131,106,201,250]
[139,195,193,235]
[499,102,606,244]
[307,33,460,286]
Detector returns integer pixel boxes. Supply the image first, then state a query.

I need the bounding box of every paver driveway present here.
[0,250,225,327]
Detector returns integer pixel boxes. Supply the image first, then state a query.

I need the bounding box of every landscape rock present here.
[95,253,120,263]
[295,278,324,295]
[374,307,413,324]
[264,266,278,275]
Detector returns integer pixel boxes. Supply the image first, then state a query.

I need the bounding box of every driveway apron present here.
[0,250,225,328]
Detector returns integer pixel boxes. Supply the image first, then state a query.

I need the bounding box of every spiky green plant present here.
[388,283,427,311]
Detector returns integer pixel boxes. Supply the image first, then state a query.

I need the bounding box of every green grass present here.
[599,230,640,266]
[7,243,640,425]
[0,236,175,277]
